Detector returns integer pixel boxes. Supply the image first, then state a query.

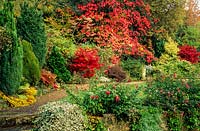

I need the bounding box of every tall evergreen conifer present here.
[17,2,47,68]
[0,1,23,95]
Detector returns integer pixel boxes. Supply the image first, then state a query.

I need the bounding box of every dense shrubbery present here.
[66,84,142,120]
[47,46,71,82]
[153,37,200,78]
[121,55,144,80]
[145,75,200,130]
[0,1,23,95]
[178,45,200,64]
[17,2,47,68]
[70,48,102,78]
[72,0,154,63]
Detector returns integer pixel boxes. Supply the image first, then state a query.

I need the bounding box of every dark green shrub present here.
[152,37,165,58]
[47,46,71,82]
[0,1,23,95]
[121,56,144,80]
[17,2,47,68]
[22,40,40,85]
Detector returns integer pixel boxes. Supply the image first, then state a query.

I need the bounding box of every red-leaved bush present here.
[74,0,154,63]
[178,45,200,64]
[41,69,58,89]
[70,48,102,78]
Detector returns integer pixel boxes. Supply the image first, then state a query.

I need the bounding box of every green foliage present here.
[0,26,12,57]
[47,46,71,82]
[22,40,40,85]
[145,0,186,36]
[0,1,23,95]
[87,116,107,131]
[33,101,87,131]
[154,37,200,78]
[17,1,47,68]
[176,24,200,47]
[151,37,165,58]
[66,84,142,120]
[145,76,200,130]
[46,27,77,60]
[131,107,164,131]
[121,55,144,80]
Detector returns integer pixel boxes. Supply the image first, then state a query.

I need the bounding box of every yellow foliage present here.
[158,37,179,64]
[164,37,179,56]
[0,87,37,108]
[25,87,37,96]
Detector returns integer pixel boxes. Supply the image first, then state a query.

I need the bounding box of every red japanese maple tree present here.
[70,48,102,78]
[75,0,154,63]
[178,45,200,64]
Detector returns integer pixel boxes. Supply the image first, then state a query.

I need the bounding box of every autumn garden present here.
[0,0,200,130]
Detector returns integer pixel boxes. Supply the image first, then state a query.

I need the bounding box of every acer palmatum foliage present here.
[75,0,154,63]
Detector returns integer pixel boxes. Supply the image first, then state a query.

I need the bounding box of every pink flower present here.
[115,95,120,102]
[105,91,111,96]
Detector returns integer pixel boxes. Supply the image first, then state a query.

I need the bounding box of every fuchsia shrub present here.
[70,48,102,78]
[178,45,200,64]
[75,0,154,63]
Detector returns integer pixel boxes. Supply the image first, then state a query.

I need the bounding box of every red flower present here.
[105,90,111,96]
[90,95,99,100]
[115,95,120,102]
[90,95,95,99]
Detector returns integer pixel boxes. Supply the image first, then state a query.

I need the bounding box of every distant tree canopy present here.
[144,0,186,35]
[185,0,200,26]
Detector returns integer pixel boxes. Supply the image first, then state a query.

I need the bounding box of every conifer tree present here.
[17,2,47,68]
[0,1,23,95]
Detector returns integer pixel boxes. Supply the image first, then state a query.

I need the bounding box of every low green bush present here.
[33,101,88,131]
[131,107,165,131]
[66,84,142,120]
[22,40,40,85]
[121,55,144,80]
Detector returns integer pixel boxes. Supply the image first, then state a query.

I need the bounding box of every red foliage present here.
[178,45,200,64]
[70,48,102,78]
[41,69,58,89]
[75,0,154,63]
